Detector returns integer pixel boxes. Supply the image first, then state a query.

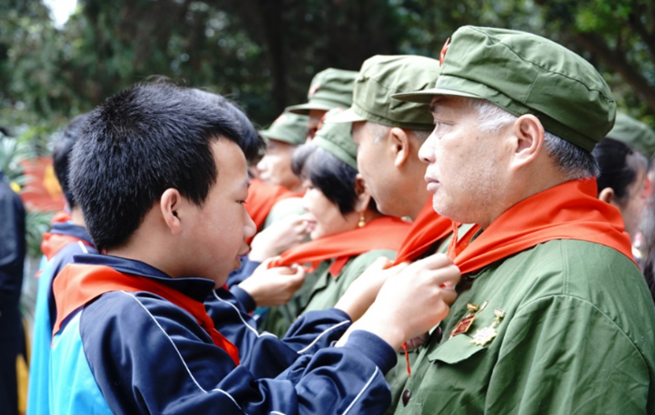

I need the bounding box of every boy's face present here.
[186,138,256,286]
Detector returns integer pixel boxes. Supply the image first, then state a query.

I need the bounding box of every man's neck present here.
[480,173,574,230]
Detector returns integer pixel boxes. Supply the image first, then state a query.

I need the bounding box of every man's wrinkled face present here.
[256,139,301,192]
[419,96,504,225]
[351,121,400,216]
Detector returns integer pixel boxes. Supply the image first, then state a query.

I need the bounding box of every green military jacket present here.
[258,261,329,338]
[302,250,397,314]
[384,223,476,414]
[259,250,396,337]
[392,239,655,414]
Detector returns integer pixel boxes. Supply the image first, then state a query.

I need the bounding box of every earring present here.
[358,212,366,228]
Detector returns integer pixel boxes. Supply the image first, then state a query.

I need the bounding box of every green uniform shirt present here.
[384,223,476,415]
[302,250,397,314]
[392,239,655,414]
[259,250,397,337]
[258,261,329,338]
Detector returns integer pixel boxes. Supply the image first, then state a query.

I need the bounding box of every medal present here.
[450,301,488,337]
[470,308,505,346]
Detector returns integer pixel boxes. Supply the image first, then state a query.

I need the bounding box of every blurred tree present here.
[533,0,655,125]
[0,0,653,133]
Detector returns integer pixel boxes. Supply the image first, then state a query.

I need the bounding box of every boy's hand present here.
[337,254,460,350]
[334,257,406,322]
[238,259,305,307]
[249,215,312,261]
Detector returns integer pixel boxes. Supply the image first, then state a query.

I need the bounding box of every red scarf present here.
[51,210,72,225]
[448,178,635,274]
[245,179,299,239]
[269,216,411,276]
[53,264,240,366]
[393,199,454,264]
[41,232,93,262]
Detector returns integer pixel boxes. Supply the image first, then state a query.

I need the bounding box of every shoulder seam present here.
[212,290,261,337]
[516,293,649,370]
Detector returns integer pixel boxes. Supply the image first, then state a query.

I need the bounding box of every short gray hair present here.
[468,99,599,179]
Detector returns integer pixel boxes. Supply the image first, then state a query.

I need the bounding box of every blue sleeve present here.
[206,288,354,379]
[28,243,98,415]
[81,291,394,415]
[228,285,256,313]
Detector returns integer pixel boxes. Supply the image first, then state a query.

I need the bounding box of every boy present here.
[50,83,459,414]
[27,113,97,415]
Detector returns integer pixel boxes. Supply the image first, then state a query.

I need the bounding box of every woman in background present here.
[256,109,411,336]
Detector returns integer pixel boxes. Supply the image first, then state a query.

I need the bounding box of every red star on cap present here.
[308,82,321,96]
[440,38,451,66]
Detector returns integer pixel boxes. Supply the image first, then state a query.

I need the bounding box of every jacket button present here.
[402,389,411,406]
[435,326,443,343]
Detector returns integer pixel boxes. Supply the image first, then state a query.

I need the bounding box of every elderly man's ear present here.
[508,114,545,171]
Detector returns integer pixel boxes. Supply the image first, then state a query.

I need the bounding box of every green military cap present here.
[312,108,358,170]
[394,26,616,152]
[259,112,308,146]
[330,55,440,131]
[286,68,358,115]
[606,113,655,159]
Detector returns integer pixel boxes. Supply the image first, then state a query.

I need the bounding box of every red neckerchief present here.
[245,178,300,243]
[403,179,634,377]
[448,178,635,273]
[40,232,93,262]
[393,199,453,264]
[51,210,72,225]
[53,264,240,365]
[269,216,411,276]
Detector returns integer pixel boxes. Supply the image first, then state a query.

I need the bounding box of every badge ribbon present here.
[450,301,488,338]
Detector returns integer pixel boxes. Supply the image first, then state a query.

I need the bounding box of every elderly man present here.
[256,111,308,195]
[331,54,461,408]
[389,26,655,414]
[334,55,456,255]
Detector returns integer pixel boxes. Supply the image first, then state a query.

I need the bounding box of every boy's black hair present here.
[53,113,91,209]
[292,144,377,215]
[189,88,265,163]
[70,83,261,251]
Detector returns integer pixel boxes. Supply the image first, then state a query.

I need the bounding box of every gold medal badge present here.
[470,308,505,347]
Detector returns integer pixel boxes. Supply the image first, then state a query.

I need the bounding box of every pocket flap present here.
[427,333,486,365]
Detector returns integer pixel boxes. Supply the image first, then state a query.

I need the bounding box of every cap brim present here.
[326,107,367,124]
[285,103,335,115]
[392,87,482,103]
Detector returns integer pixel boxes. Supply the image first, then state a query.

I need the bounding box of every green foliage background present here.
[2,0,654,137]
[2,0,654,323]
